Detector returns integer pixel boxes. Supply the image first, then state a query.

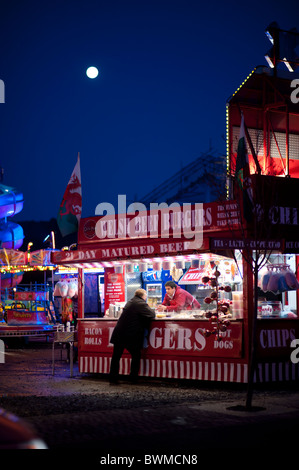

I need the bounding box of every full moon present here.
[86,66,99,79]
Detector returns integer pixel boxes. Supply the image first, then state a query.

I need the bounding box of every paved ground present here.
[1,337,299,463]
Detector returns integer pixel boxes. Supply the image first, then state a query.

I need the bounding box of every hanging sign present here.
[210,238,282,251]
[178,267,205,284]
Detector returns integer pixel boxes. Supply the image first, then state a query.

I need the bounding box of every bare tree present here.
[233,172,281,409]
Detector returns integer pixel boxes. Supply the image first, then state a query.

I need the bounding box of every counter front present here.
[78,318,246,382]
[77,317,299,383]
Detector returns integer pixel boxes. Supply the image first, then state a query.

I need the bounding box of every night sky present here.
[0,0,297,222]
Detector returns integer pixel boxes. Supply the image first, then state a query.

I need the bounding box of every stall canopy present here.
[51,200,242,268]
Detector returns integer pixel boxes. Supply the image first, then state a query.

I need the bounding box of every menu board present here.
[104,267,126,312]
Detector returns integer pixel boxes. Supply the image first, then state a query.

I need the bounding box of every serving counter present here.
[78,317,246,382]
[77,315,299,383]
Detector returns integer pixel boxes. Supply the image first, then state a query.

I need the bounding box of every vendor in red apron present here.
[157,281,200,312]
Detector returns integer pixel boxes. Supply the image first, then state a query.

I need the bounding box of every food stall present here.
[50,196,299,384]
[51,66,299,384]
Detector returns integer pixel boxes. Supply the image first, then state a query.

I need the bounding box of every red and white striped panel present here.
[139,358,248,383]
[79,355,249,383]
[255,361,299,383]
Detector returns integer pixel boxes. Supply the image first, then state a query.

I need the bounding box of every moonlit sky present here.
[0,0,297,222]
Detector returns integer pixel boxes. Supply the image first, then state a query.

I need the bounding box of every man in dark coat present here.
[109,288,155,384]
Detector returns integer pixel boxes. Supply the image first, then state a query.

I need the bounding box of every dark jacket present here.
[110,296,155,348]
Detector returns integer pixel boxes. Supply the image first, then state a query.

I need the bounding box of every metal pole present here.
[78,267,84,319]
[70,342,73,377]
[286,106,290,176]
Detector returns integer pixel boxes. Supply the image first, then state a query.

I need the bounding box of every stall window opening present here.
[258,254,298,319]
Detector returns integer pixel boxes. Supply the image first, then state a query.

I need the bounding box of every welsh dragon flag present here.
[235,114,253,222]
[57,154,82,237]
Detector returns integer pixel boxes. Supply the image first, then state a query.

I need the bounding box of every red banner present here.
[51,201,242,266]
[78,319,243,358]
[78,200,240,245]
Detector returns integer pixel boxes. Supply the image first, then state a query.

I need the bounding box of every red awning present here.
[178,266,205,285]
